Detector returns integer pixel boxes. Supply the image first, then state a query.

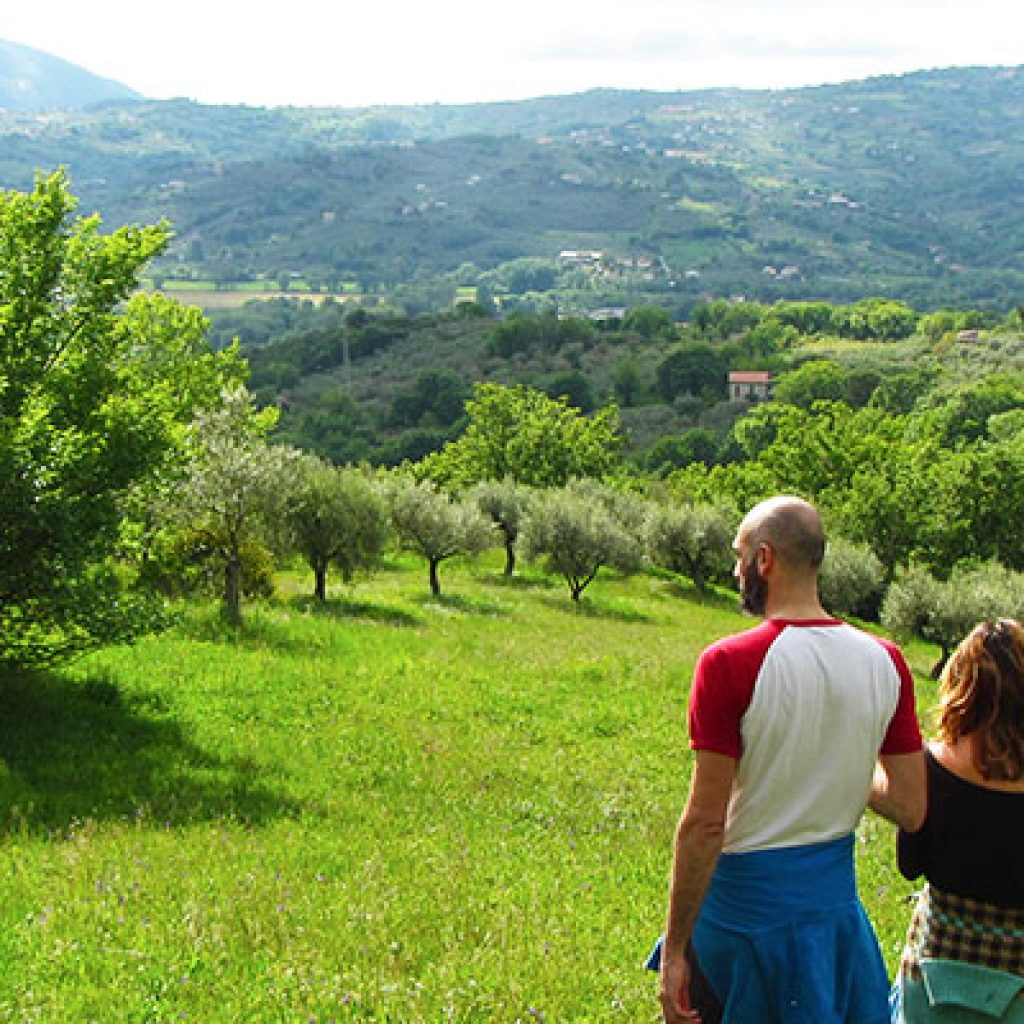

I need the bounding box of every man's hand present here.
[659,751,734,1022]
[659,951,701,1023]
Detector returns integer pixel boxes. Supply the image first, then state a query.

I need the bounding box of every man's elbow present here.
[873,751,927,832]
[676,811,727,850]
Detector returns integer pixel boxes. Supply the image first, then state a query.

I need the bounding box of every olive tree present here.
[287,456,389,600]
[645,502,735,592]
[177,387,302,624]
[881,562,1024,677]
[818,536,886,620]
[385,477,493,597]
[521,481,644,602]
[470,478,532,576]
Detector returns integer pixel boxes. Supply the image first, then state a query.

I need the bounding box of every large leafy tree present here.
[655,342,729,402]
[0,171,231,667]
[419,383,621,490]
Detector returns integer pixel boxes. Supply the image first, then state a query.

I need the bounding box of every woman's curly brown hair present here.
[939,618,1024,781]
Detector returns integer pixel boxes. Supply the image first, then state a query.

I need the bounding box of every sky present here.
[3,0,1022,109]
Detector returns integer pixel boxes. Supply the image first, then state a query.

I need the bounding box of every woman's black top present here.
[898,748,1024,908]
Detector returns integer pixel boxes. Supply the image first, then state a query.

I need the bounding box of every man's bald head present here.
[738,496,825,573]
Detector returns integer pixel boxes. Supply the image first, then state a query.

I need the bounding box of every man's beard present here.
[739,558,768,617]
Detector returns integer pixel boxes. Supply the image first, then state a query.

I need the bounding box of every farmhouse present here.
[728,370,774,401]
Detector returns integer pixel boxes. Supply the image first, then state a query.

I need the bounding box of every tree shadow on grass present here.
[173,597,422,656]
[0,668,299,836]
[536,593,655,623]
[658,576,742,613]
[412,592,511,617]
[287,594,422,628]
[475,571,557,591]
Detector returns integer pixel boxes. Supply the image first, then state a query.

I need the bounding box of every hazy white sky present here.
[3,0,1022,108]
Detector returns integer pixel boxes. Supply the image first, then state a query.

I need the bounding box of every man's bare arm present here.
[868,750,926,832]
[660,750,736,1023]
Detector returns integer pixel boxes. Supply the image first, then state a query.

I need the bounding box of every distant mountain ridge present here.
[0,55,1022,310]
[0,39,141,111]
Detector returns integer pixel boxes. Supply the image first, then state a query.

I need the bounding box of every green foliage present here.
[656,342,730,402]
[732,401,900,501]
[623,304,674,339]
[868,367,942,415]
[286,456,389,600]
[645,502,735,591]
[773,359,849,410]
[818,537,885,620]
[544,369,595,413]
[916,441,1024,572]
[914,374,1024,448]
[0,171,184,667]
[488,311,595,358]
[647,429,722,475]
[138,526,276,601]
[833,298,918,341]
[689,299,763,340]
[384,477,493,596]
[420,383,622,490]
[385,369,469,429]
[769,300,837,336]
[917,308,985,343]
[520,480,644,601]
[610,357,643,407]
[665,460,776,515]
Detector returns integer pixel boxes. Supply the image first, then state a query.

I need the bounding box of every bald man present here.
[656,496,926,1024]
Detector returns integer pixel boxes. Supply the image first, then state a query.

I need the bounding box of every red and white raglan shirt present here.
[689,618,922,854]
[672,619,922,1021]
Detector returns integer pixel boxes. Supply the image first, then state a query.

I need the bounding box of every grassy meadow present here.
[0,554,938,1022]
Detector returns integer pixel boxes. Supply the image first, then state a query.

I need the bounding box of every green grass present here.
[0,555,937,1021]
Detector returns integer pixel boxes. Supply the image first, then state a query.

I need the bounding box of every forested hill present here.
[0,39,141,111]
[1,64,1023,308]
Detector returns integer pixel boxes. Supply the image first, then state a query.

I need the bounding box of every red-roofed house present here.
[728,370,774,401]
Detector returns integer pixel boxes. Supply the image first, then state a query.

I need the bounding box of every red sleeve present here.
[687,622,781,758]
[876,637,924,754]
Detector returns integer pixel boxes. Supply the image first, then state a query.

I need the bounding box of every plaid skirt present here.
[901,885,1024,980]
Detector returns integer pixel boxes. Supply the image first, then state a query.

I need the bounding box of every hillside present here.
[1,66,1023,309]
[0,39,141,111]
[1,561,934,1019]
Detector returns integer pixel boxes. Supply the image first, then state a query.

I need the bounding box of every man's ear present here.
[756,542,775,574]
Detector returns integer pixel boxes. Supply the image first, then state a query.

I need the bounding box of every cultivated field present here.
[0,555,936,1021]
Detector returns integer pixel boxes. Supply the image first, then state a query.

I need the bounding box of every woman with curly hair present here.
[892,618,1024,1022]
